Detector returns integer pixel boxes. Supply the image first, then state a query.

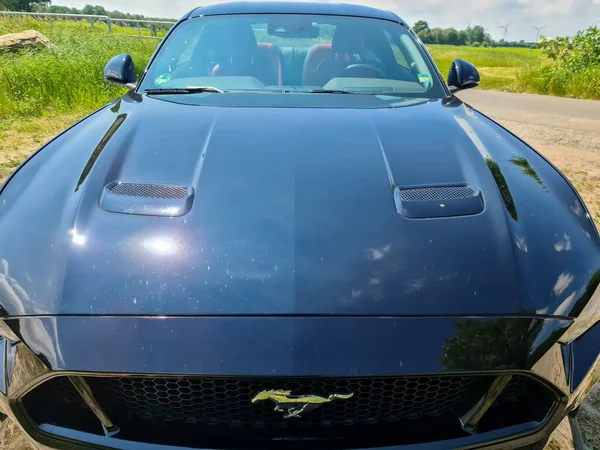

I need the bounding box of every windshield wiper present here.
[307,89,354,94]
[145,86,225,95]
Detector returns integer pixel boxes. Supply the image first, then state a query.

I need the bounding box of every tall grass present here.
[516,65,600,99]
[0,18,159,117]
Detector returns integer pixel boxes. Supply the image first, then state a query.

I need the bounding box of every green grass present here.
[0,17,159,117]
[516,64,600,99]
[428,45,542,91]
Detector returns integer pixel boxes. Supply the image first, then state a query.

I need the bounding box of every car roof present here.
[187,2,404,24]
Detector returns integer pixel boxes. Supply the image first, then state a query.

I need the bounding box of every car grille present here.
[92,376,475,425]
[22,374,557,448]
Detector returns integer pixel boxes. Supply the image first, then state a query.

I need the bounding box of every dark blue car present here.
[0,2,599,449]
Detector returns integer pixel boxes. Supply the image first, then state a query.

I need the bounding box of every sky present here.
[58,0,600,41]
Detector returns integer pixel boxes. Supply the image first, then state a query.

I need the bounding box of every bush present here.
[517,26,600,100]
[539,26,600,71]
[471,41,481,47]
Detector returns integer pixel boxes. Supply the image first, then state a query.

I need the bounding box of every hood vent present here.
[109,183,188,200]
[399,186,475,202]
[101,182,194,217]
[395,185,483,219]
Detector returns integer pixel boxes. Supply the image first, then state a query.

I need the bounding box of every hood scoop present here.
[100,182,194,217]
[394,185,483,218]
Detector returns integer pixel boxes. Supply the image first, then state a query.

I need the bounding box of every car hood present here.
[0,93,598,317]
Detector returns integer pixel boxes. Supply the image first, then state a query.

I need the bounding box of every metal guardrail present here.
[0,11,176,39]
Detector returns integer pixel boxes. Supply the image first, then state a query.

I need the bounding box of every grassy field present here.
[428,44,541,91]
[0,17,158,117]
[0,17,157,180]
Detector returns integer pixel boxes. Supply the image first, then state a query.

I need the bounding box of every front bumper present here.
[0,316,597,449]
[0,414,585,450]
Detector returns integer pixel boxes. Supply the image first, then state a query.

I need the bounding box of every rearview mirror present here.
[447,59,480,93]
[104,54,137,90]
[268,18,319,38]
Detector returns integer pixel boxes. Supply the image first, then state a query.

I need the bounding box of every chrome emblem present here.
[251,389,354,418]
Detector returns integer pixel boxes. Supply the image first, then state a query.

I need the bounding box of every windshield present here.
[140,14,445,98]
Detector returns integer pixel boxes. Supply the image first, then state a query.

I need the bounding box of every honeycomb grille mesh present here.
[109,183,188,199]
[22,374,556,448]
[496,375,536,404]
[399,186,475,202]
[85,376,474,427]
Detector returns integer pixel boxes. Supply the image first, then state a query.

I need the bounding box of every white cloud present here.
[554,234,572,252]
[553,272,574,297]
[59,0,600,40]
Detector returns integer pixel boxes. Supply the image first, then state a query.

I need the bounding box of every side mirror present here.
[447,59,480,93]
[104,54,137,90]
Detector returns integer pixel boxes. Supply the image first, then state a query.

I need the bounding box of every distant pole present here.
[49,17,53,31]
[499,22,511,42]
[107,18,112,33]
[137,22,141,39]
[91,18,94,31]
[534,26,546,43]
[532,25,546,56]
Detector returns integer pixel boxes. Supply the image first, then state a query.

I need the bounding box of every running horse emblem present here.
[251,389,354,418]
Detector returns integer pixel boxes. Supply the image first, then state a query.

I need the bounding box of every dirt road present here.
[457,89,600,227]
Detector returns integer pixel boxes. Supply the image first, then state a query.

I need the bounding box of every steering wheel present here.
[340,64,387,79]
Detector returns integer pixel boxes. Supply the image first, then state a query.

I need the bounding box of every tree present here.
[440,318,532,371]
[419,29,432,44]
[483,33,493,47]
[412,18,534,48]
[413,20,429,35]
[93,5,107,16]
[81,4,96,15]
[468,25,485,45]
[0,0,49,11]
[430,27,444,44]
[445,28,459,46]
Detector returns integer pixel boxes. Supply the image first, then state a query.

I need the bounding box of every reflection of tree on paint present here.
[75,114,127,191]
[440,318,533,371]
[569,270,600,318]
[510,156,547,191]
[485,157,518,222]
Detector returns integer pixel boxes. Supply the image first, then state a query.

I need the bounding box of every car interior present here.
[154,15,434,93]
